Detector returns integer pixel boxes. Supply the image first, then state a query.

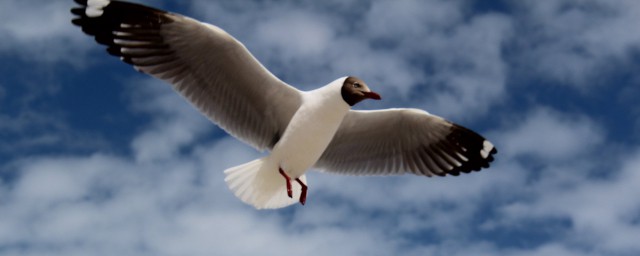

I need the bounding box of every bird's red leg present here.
[295,178,307,205]
[279,168,292,198]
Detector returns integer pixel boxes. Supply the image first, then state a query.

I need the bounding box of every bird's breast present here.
[271,97,349,177]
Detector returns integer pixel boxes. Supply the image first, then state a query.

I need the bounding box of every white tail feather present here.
[224,158,307,209]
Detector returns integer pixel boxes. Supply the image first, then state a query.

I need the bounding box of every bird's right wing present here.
[71,0,302,150]
[315,109,497,176]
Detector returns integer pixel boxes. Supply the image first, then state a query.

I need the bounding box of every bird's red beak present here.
[363,91,381,100]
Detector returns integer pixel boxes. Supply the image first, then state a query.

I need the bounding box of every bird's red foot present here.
[295,178,307,205]
[279,168,308,205]
[279,168,292,198]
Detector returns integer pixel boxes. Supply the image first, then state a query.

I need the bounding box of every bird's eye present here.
[353,82,361,88]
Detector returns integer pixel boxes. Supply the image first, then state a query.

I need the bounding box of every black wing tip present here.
[441,124,498,176]
[71,0,172,28]
[71,0,176,67]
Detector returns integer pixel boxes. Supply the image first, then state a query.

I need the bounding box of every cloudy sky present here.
[1,0,640,255]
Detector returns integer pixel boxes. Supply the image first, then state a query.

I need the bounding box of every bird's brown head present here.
[341,76,381,106]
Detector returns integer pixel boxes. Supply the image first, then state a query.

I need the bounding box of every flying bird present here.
[71,0,497,209]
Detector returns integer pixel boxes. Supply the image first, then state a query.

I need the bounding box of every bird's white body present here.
[224,78,350,209]
[271,78,350,178]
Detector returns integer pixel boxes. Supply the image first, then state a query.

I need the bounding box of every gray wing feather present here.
[315,109,497,176]
[72,0,301,150]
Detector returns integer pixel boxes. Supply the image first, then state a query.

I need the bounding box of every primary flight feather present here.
[71,0,497,209]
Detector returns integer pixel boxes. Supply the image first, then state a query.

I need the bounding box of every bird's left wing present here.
[314,109,497,176]
[71,0,302,150]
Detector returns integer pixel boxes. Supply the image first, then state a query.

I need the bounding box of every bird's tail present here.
[224,157,306,209]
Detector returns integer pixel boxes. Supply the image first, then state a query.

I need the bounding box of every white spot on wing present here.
[85,8,104,17]
[86,0,110,18]
[480,140,494,159]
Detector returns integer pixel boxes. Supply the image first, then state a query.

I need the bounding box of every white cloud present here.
[126,78,213,163]
[492,150,640,254]
[0,108,109,155]
[494,107,604,161]
[480,105,639,254]
[420,13,512,119]
[513,0,640,87]
[0,0,92,65]
[255,12,334,59]
[365,0,463,38]
[475,105,640,254]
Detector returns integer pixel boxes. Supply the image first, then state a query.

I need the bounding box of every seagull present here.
[71,0,497,209]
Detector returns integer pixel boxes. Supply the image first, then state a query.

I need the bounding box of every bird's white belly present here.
[271,100,349,178]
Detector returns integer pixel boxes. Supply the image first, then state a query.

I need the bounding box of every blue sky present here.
[1,0,640,255]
